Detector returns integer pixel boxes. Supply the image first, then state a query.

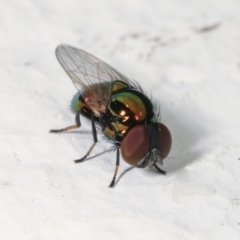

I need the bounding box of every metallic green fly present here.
[50,45,171,187]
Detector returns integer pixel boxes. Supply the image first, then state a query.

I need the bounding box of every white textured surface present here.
[1,1,240,239]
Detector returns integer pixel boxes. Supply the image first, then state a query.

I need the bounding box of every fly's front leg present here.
[50,113,81,133]
[154,164,166,175]
[75,115,98,163]
[146,123,166,175]
[109,144,120,188]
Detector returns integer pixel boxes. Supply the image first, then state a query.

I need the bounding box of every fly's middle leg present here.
[74,115,98,163]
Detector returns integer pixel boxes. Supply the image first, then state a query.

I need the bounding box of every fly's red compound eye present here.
[157,123,172,160]
[121,125,149,165]
[121,123,172,165]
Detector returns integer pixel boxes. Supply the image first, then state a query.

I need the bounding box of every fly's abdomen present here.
[71,92,83,113]
[71,91,93,116]
[71,91,102,123]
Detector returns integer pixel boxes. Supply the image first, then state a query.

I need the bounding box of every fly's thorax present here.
[109,89,155,124]
[102,87,156,142]
[111,80,129,93]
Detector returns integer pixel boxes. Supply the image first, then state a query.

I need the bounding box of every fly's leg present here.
[109,145,120,188]
[50,113,81,133]
[154,163,166,175]
[74,115,98,163]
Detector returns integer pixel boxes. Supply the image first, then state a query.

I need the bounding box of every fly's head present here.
[120,123,172,170]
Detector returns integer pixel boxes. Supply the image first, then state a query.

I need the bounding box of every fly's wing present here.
[55,44,133,115]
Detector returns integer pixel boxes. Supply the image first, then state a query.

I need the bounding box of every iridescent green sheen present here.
[110,92,147,121]
[111,80,128,93]
[103,127,116,141]
[150,113,158,123]
[70,92,81,113]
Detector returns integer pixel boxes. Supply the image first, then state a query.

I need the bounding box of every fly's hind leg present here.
[50,113,81,133]
[74,115,98,163]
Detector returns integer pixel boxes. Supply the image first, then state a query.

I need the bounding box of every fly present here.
[50,45,172,188]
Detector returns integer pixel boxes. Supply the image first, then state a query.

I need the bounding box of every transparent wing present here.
[56,44,139,114]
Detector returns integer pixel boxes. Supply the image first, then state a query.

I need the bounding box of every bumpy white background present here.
[1,1,240,239]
